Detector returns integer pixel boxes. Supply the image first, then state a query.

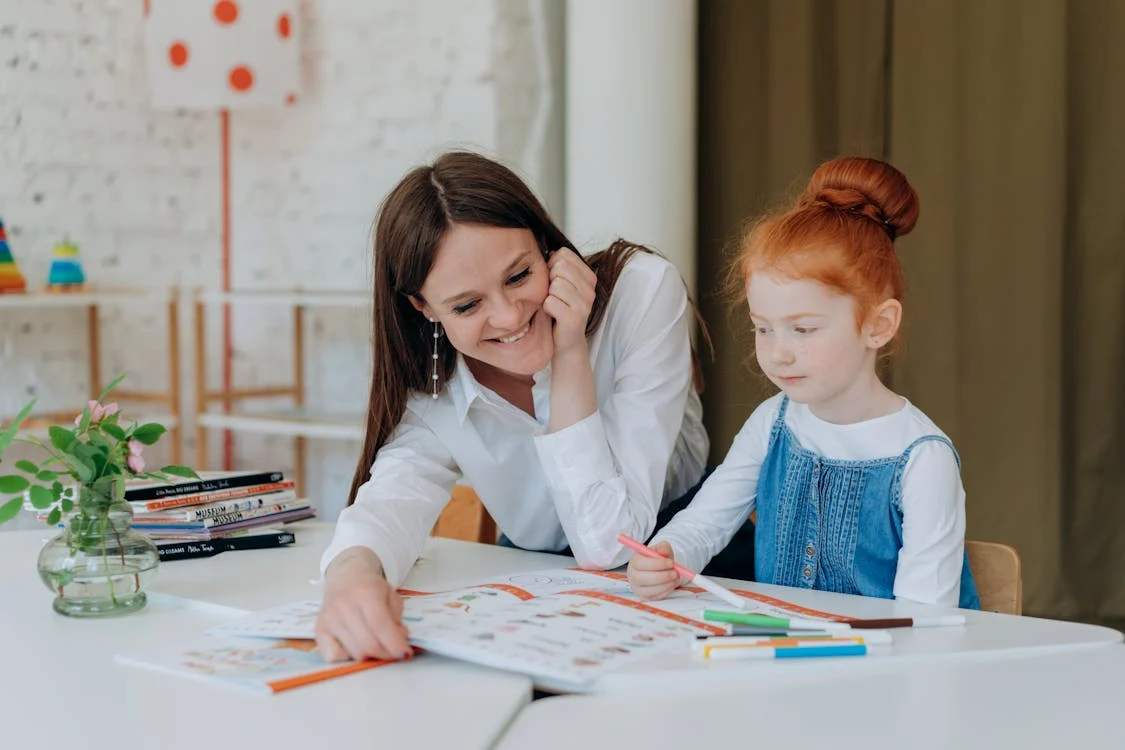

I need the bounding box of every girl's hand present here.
[542,247,597,357]
[315,547,413,662]
[626,541,681,601]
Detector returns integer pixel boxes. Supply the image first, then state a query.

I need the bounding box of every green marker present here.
[702,610,850,631]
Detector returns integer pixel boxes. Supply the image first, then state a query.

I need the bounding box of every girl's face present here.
[747,272,891,422]
[413,223,553,380]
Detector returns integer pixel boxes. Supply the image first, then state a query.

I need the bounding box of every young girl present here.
[316,151,713,662]
[628,156,980,609]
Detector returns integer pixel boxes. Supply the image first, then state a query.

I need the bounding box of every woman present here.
[316,151,710,661]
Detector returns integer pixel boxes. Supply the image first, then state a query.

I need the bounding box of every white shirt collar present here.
[445,354,551,424]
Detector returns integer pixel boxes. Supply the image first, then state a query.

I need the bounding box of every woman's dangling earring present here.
[429,317,441,399]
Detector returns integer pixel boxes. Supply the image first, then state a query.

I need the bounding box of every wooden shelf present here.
[191,288,496,544]
[194,289,369,308]
[9,412,179,438]
[1,289,182,464]
[0,289,171,308]
[192,289,368,495]
[197,409,363,441]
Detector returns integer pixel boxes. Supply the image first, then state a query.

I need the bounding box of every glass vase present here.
[36,486,160,617]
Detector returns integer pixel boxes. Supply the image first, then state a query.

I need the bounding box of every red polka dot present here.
[213,1,239,25]
[285,93,297,105]
[168,42,189,68]
[228,65,254,92]
[277,14,292,39]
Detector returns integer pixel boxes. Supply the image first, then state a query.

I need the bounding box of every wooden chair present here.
[966,540,1022,615]
[431,485,497,544]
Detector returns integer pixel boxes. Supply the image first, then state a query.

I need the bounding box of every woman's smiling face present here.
[412,223,553,379]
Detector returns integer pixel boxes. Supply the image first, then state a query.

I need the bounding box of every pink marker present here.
[618,533,748,610]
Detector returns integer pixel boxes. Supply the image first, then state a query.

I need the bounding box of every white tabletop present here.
[4,520,1121,750]
[0,522,533,750]
[151,521,1123,694]
[497,645,1125,749]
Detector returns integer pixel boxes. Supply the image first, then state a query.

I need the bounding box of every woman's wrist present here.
[327,546,385,582]
[548,342,597,432]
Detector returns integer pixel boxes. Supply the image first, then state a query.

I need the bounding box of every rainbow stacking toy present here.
[0,218,27,293]
[46,240,87,292]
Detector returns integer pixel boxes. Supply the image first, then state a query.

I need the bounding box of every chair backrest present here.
[966,540,1022,615]
[431,485,498,544]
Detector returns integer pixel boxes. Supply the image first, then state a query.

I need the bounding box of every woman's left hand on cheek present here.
[542,247,596,356]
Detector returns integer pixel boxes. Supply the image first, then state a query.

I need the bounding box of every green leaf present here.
[28,485,54,510]
[70,458,93,482]
[0,497,23,524]
[101,423,126,441]
[77,407,91,433]
[48,425,75,452]
[91,475,116,496]
[160,465,199,479]
[0,475,30,493]
[131,423,166,446]
[70,442,96,469]
[60,497,74,513]
[97,373,127,402]
[0,399,36,458]
[46,508,61,526]
[35,470,58,481]
[15,460,39,474]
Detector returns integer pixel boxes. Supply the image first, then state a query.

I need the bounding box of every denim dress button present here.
[805,544,815,556]
[803,566,813,578]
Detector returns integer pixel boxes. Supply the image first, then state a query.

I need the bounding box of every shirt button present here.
[805,544,815,556]
[803,566,813,578]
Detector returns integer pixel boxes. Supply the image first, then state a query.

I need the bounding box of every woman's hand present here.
[315,547,412,662]
[626,541,681,601]
[542,247,597,358]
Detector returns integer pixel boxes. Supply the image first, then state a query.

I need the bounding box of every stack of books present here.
[125,470,315,559]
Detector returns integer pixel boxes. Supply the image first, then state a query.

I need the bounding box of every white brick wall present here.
[0,0,563,528]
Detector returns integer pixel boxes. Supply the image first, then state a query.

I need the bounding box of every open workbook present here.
[118,568,851,693]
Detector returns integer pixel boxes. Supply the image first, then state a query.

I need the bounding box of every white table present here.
[153,522,1123,694]
[4,520,1121,750]
[0,522,534,750]
[496,645,1125,749]
[590,577,1124,694]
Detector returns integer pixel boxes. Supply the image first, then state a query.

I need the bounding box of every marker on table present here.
[694,635,853,649]
[837,615,967,630]
[704,627,834,637]
[698,630,894,646]
[703,610,852,632]
[703,610,966,631]
[703,643,868,661]
[617,533,748,610]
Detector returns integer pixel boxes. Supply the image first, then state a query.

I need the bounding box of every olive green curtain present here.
[698,0,1125,621]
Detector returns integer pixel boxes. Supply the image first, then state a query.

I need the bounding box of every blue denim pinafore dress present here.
[753,397,980,609]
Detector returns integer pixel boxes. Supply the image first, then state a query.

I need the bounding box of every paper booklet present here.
[190,568,848,693]
[115,637,395,694]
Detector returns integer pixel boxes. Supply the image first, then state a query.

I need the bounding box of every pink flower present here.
[75,400,118,425]
[126,439,145,473]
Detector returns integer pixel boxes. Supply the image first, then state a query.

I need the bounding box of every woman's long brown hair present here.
[347,151,708,505]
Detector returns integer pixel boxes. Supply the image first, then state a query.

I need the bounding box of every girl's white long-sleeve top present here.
[651,393,968,607]
[321,252,709,587]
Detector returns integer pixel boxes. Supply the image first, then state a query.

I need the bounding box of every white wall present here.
[0,0,564,526]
